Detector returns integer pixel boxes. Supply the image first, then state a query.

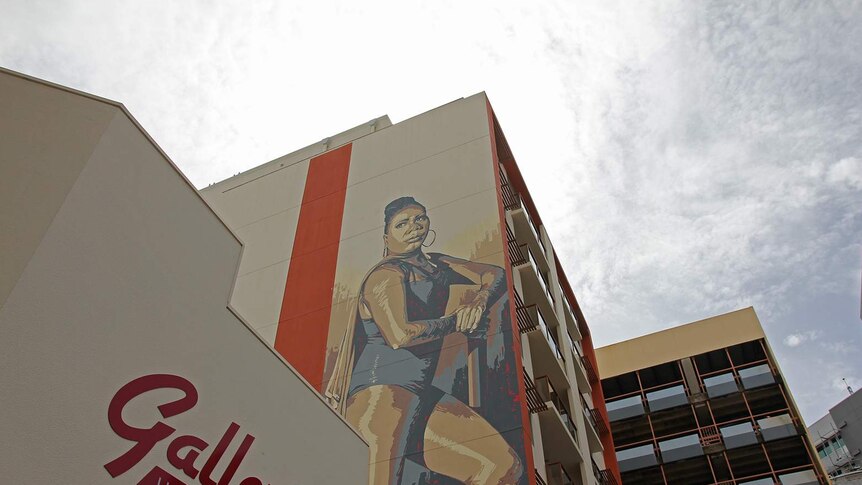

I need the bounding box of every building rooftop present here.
[595,307,766,379]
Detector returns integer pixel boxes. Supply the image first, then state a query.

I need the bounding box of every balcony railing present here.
[506,223,527,266]
[580,394,609,437]
[592,459,618,485]
[511,237,555,310]
[536,376,578,443]
[699,424,722,446]
[546,462,574,485]
[518,196,546,253]
[524,368,548,413]
[513,291,537,334]
[582,354,599,385]
[537,309,564,361]
[536,262,554,305]
[590,407,609,436]
[534,469,548,485]
[499,166,521,211]
[598,469,618,485]
[581,394,595,426]
[560,292,582,341]
[500,164,546,252]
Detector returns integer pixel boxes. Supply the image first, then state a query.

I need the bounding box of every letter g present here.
[103,374,198,477]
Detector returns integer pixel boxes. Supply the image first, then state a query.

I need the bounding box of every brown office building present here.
[595,308,827,485]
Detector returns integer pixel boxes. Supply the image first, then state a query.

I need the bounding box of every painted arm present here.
[361,266,456,349]
[435,254,507,332]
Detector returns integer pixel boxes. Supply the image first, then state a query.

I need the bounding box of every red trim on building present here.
[274,144,352,391]
[486,99,538,485]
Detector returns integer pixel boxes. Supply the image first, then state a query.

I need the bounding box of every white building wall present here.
[0,69,367,484]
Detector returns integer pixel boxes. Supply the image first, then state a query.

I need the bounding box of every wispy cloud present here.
[783,330,820,348]
[1,0,859,421]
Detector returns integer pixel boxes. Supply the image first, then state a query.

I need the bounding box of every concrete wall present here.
[0,69,367,484]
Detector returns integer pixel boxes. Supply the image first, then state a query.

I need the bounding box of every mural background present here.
[321,102,530,484]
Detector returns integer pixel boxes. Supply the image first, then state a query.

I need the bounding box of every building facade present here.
[202,94,620,485]
[808,389,862,478]
[0,68,368,484]
[595,308,827,485]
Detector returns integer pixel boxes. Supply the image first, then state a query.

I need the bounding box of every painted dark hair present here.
[383,196,427,234]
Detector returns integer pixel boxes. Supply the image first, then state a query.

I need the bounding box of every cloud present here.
[1,0,859,422]
[827,157,862,189]
[783,330,820,348]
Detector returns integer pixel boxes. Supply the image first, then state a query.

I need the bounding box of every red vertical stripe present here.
[274,144,352,391]
[486,100,538,485]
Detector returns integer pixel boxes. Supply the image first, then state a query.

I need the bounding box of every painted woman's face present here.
[385,205,430,255]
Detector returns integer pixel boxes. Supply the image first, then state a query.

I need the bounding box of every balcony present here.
[546,462,574,485]
[568,332,591,391]
[582,353,599,385]
[703,371,738,398]
[606,394,645,422]
[777,470,819,485]
[592,459,618,485]
[657,433,703,463]
[739,364,776,390]
[720,422,758,449]
[757,413,797,442]
[581,394,604,452]
[504,181,550,271]
[615,443,658,473]
[516,294,568,393]
[560,292,583,344]
[535,376,584,471]
[535,469,549,485]
[511,240,558,322]
[645,384,688,413]
[524,368,548,414]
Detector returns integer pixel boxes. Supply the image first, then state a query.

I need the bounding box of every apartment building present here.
[808,389,862,478]
[201,93,620,485]
[595,308,827,485]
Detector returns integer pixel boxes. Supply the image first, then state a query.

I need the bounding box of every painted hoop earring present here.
[422,229,437,247]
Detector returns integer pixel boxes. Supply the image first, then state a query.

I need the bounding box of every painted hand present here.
[455,290,490,333]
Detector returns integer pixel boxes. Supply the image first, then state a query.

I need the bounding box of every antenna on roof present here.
[843,378,854,395]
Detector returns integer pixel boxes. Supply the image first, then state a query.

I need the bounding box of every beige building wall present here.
[0,69,367,484]
[595,307,767,379]
[203,94,540,485]
[200,117,391,344]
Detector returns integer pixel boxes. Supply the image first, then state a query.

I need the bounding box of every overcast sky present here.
[2,0,860,422]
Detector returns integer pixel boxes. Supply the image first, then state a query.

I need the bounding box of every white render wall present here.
[0,69,367,484]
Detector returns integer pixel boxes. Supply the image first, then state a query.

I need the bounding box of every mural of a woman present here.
[325,197,524,485]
